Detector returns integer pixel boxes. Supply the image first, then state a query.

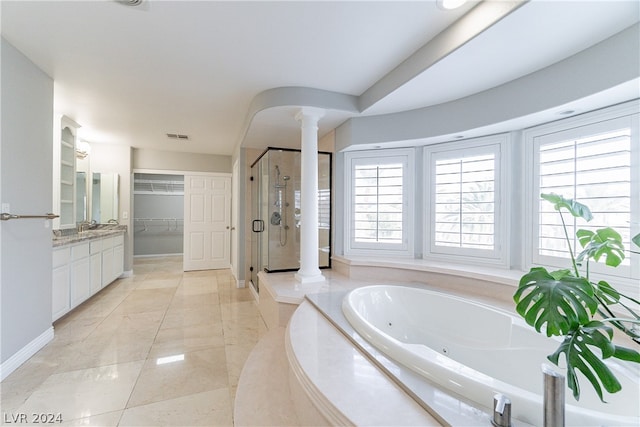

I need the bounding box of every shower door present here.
[250,148,331,292]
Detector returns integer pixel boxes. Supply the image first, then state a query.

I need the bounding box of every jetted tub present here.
[342,285,640,427]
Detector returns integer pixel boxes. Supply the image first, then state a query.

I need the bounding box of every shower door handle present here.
[252,219,264,233]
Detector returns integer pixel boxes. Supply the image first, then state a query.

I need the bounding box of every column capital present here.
[295,107,325,124]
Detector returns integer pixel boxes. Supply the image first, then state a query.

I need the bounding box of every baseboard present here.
[133,253,183,258]
[236,279,245,289]
[0,326,54,382]
[120,269,133,278]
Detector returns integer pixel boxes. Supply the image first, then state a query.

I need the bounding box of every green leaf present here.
[547,322,623,401]
[613,345,640,362]
[576,228,625,267]
[514,267,597,336]
[633,233,640,249]
[549,269,574,280]
[593,280,620,305]
[541,193,593,221]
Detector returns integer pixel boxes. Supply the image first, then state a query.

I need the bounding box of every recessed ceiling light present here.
[113,0,149,11]
[437,0,468,10]
[115,0,143,6]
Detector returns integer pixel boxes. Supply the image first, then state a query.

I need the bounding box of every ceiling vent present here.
[166,133,190,141]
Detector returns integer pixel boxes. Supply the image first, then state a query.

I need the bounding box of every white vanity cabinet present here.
[90,240,102,294]
[113,236,125,279]
[52,247,71,320]
[101,235,125,287]
[101,237,114,287]
[70,243,91,307]
[52,232,125,322]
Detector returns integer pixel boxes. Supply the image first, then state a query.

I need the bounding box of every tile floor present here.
[1,256,267,426]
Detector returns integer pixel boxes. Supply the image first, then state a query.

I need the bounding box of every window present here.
[424,136,508,265]
[318,188,331,228]
[528,104,639,280]
[344,149,413,255]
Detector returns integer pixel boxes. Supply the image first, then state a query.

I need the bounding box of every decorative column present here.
[295,107,325,283]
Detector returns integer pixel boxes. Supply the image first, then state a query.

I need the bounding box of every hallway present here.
[1,257,266,426]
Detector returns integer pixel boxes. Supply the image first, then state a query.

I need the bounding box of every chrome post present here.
[542,364,565,427]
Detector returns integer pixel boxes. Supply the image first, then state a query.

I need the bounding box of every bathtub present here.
[342,285,640,427]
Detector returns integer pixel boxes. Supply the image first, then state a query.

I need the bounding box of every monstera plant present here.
[513,193,640,402]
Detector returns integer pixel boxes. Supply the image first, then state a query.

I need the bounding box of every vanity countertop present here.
[52,225,127,247]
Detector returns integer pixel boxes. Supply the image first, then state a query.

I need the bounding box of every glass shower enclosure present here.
[250,148,331,293]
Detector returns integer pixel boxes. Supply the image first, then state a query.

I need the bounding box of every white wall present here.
[1,38,54,369]
[133,148,231,173]
[335,24,640,150]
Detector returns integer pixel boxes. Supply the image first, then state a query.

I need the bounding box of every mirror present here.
[76,172,88,222]
[75,154,90,224]
[92,173,119,223]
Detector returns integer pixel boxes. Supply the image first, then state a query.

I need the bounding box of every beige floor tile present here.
[52,315,104,344]
[218,289,255,305]
[175,278,219,295]
[59,410,123,426]
[134,277,181,290]
[168,292,220,311]
[160,306,222,330]
[126,347,229,408]
[1,258,264,427]
[69,295,124,320]
[112,288,175,314]
[220,301,261,321]
[119,388,232,426]
[90,310,165,338]
[183,269,217,278]
[148,322,225,358]
[145,271,183,280]
[16,361,144,422]
[55,332,155,372]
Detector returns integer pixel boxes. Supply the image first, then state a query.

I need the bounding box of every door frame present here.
[133,169,231,271]
[183,172,232,271]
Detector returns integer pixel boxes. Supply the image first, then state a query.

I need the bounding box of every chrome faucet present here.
[77,221,92,232]
[491,393,511,427]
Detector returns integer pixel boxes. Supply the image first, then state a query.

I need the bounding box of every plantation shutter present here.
[433,153,496,251]
[535,117,632,268]
[353,162,404,245]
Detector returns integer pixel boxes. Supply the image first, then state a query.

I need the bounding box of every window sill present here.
[332,255,523,287]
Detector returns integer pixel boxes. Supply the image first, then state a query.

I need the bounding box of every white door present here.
[184,174,231,271]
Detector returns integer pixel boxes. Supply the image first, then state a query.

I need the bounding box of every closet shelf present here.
[134,218,184,221]
[134,179,184,195]
[133,218,184,233]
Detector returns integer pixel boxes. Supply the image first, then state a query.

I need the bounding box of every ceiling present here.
[1,0,639,156]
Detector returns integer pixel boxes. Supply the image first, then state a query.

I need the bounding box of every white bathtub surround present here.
[244,258,639,426]
[287,300,441,426]
[256,269,383,330]
[295,107,325,284]
[332,255,532,312]
[342,285,640,427]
